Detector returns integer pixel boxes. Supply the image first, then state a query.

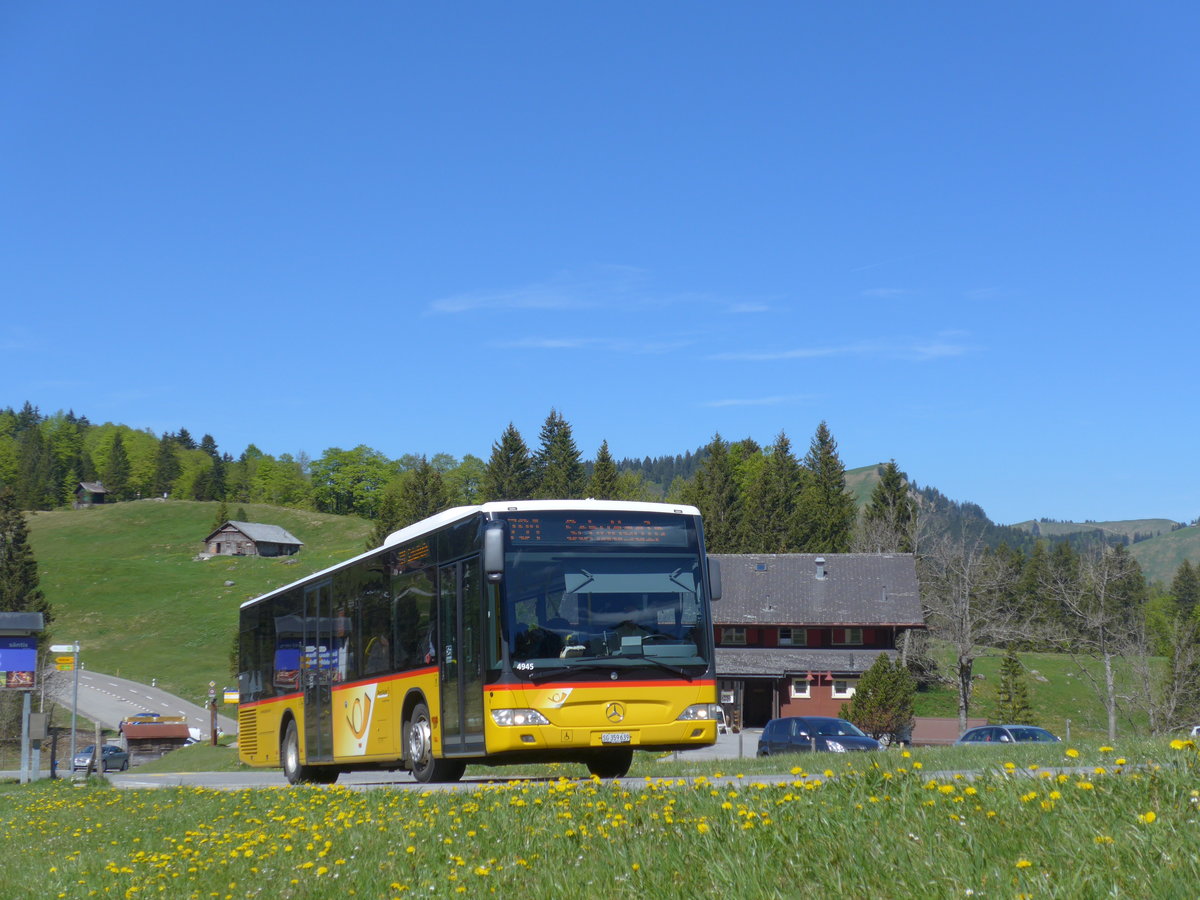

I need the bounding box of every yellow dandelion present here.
[697,823,710,834]
[1015,859,1033,869]
[1138,811,1157,824]
[1065,748,1080,759]
[1099,745,1113,753]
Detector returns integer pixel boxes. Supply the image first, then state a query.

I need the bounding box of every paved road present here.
[46,669,238,739]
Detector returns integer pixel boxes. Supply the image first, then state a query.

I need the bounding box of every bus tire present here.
[281,719,337,785]
[406,701,466,784]
[587,748,633,779]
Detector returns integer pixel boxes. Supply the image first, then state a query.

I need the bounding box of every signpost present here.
[209,681,218,745]
[50,642,81,778]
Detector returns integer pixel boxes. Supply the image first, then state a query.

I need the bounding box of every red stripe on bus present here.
[485,678,716,692]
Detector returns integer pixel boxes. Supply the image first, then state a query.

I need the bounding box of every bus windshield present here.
[504,541,711,676]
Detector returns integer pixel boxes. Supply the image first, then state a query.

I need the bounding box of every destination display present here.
[504,513,692,547]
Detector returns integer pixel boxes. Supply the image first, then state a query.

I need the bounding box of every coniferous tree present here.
[737,431,805,553]
[840,653,915,743]
[995,647,1036,724]
[1170,560,1200,616]
[682,433,740,553]
[859,460,917,552]
[396,456,450,527]
[795,421,856,552]
[101,432,132,501]
[212,500,230,532]
[589,440,619,499]
[15,425,53,510]
[533,409,586,499]
[152,434,181,496]
[176,428,196,450]
[482,423,535,501]
[0,488,51,623]
[367,483,405,550]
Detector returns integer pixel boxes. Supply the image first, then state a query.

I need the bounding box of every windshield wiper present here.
[527,657,696,683]
[528,663,615,684]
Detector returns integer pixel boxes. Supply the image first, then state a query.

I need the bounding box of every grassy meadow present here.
[26,500,372,700]
[3,739,1199,899]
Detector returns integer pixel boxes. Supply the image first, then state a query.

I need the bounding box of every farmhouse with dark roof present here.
[711,553,924,728]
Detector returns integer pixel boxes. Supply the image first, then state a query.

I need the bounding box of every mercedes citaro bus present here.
[237,500,723,783]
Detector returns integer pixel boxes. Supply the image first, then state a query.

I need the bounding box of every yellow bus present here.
[237,499,723,783]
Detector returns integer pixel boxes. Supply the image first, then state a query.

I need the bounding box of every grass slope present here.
[1008,519,1200,585]
[844,462,882,507]
[914,645,1160,740]
[26,500,371,703]
[1010,518,1179,540]
[1129,524,1200,586]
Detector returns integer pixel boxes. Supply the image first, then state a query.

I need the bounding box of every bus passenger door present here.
[302,580,334,762]
[438,558,486,756]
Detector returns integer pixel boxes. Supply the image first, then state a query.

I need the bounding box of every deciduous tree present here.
[920,525,1023,731]
[858,460,917,552]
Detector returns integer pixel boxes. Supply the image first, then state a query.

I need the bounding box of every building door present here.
[302,580,335,762]
[741,680,776,728]
[438,558,486,756]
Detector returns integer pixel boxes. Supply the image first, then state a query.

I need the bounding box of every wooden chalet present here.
[121,720,191,764]
[711,553,925,728]
[73,481,109,508]
[203,521,303,557]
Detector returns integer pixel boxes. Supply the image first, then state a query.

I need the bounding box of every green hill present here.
[1010,518,1179,542]
[1008,518,1199,585]
[1129,525,1200,586]
[26,500,371,702]
[844,463,884,507]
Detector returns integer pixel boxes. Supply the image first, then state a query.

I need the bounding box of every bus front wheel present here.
[406,702,466,784]
[587,748,633,779]
[281,719,339,785]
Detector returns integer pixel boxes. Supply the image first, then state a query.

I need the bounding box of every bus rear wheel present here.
[587,748,633,779]
[406,702,466,784]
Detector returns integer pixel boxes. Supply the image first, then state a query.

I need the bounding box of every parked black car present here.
[757,716,883,755]
[72,744,130,773]
[954,725,1060,745]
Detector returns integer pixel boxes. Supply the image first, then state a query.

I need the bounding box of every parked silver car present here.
[954,725,1060,745]
[72,744,130,772]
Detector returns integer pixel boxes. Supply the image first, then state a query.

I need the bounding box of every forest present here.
[2,400,1199,736]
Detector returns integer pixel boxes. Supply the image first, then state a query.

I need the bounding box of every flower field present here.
[2,742,1198,899]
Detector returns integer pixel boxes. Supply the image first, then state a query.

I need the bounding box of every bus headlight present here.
[491,709,550,727]
[676,703,722,722]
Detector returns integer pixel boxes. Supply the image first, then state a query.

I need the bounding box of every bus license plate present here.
[601,732,631,744]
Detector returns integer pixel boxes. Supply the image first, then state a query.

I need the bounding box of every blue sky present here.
[2,3,1197,525]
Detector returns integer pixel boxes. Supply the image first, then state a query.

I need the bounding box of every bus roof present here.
[240,499,702,610]
[383,499,701,548]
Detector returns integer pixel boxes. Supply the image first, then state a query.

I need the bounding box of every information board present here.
[0,636,37,690]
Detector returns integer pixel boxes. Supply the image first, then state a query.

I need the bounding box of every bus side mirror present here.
[708,557,722,601]
[483,524,504,583]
